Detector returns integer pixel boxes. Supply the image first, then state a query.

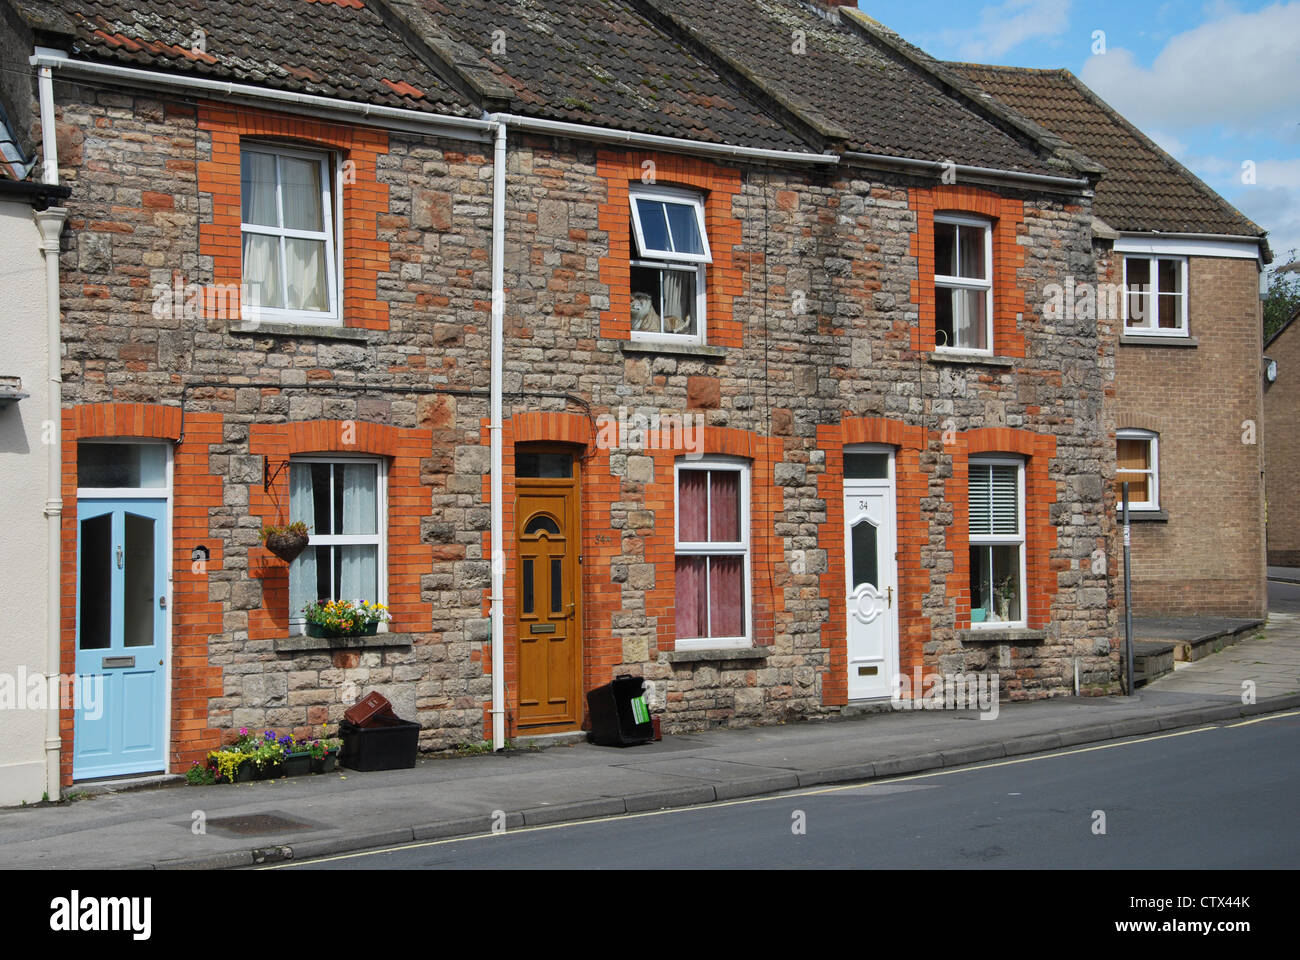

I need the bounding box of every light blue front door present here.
[74,498,168,778]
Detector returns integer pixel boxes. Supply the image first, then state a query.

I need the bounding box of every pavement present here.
[2,593,1297,871]
[1269,565,1300,585]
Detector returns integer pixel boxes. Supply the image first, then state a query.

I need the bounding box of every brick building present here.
[956,63,1271,620]
[2,0,1131,790]
[1265,311,1300,566]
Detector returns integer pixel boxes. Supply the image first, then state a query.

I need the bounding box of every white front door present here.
[844,466,898,701]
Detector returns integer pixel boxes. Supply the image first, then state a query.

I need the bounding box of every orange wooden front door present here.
[515,479,581,730]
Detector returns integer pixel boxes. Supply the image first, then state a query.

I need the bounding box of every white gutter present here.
[35,60,67,801]
[488,118,507,751]
[843,150,1091,191]
[494,113,838,166]
[29,53,496,142]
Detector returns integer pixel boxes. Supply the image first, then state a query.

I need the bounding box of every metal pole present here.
[1122,482,1134,695]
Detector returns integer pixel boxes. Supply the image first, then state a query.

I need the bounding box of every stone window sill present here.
[274,631,416,653]
[620,340,727,361]
[958,628,1047,643]
[1120,335,1198,348]
[926,353,1015,369]
[230,321,370,342]
[1122,509,1168,523]
[659,646,773,663]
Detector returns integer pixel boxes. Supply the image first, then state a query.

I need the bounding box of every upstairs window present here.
[1124,256,1187,335]
[629,186,710,343]
[1117,429,1159,510]
[934,215,993,353]
[241,145,339,324]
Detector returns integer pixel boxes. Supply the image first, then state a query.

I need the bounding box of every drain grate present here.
[205,812,315,836]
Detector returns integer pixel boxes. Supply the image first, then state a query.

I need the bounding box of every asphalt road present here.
[1269,577,1300,614]
[273,712,1300,870]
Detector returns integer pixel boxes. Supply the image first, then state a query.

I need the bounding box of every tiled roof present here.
[11,0,478,115]
[951,63,1265,239]
[645,0,1076,176]
[415,0,813,151]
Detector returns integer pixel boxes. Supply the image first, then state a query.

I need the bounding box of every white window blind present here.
[969,463,1020,536]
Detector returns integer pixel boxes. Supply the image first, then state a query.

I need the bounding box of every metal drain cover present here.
[205,812,315,836]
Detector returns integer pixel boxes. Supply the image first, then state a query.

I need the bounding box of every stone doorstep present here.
[68,772,186,799]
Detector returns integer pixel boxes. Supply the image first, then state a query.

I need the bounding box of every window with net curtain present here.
[288,459,383,626]
[629,186,711,343]
[675,462,749,647]
[934,214,993,352]
[240,144,337,323]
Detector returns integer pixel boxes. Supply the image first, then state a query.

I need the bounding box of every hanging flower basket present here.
[261,521,310,563]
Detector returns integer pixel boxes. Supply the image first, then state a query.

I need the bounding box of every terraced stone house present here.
[0,0,1137,795]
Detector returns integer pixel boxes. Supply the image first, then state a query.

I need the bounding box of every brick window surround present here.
[597,150,743,347]
[197,103,391,330]
[909,184,1027,358]
[946,428,1058,630]
[248,420,433,641]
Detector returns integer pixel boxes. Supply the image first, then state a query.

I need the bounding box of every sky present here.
[858,0,1300,266]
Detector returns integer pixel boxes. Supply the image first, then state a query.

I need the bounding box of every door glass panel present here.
[851,520,879,589]
[516,452,572,478]
[522,558,534,614]
[551,557,562,614]
[123,512,155,648]
[844,454,889,480]
[524,514,560,536]
[79,513,112,650]
[79,443,166,489]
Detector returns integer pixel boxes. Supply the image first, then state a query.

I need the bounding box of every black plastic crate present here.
[586,675,654,747]
[339,715,420,771]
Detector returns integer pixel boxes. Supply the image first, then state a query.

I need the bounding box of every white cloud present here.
[1079,2,1300,135]
[1232,186,1300,260]
[1146,129,1188,156]
[941,0,1073,60]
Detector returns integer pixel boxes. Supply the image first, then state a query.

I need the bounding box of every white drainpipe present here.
[488,118,507,751]
[36,59,67,800]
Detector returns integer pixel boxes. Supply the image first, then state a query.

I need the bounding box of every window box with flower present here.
[303,599,391,638]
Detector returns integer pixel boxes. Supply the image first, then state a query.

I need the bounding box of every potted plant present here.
[250,729,287,779]
[308,737,343,773]
[994,575,1017,623]
[261,520,310,563]
[281,734,312,776]
[303,599,391,638]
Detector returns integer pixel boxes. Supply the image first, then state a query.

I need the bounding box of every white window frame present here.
[288,455,387,631]
[934,213,994,356]
[240,143,342,326]
[673,457,751,649]
[968,457,1027,631]
[1122,255,1188,337]
[629,184,711,346]
[1117,429,1159,511]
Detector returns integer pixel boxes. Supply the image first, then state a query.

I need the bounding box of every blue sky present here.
[858,0,1300,264]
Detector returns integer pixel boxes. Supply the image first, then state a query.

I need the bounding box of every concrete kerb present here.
[136,695,1300,870]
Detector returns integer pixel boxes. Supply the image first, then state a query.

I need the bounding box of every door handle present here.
[887,586,893,608]
[116,545,123,569]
